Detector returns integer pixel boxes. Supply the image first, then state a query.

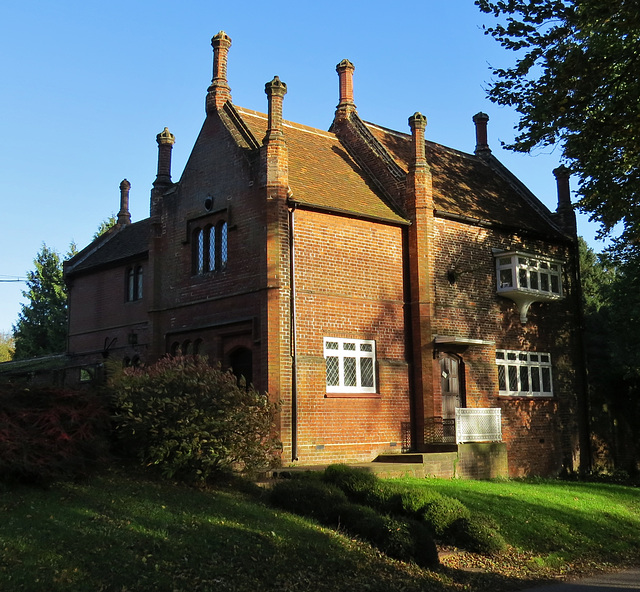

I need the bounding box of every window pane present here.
[208,226,216,271]
[540,262,548,269]
[519,353,527,361]
[360,357,374,388]
[508,366,518,391]
[220,222,228,269]
[518,257,527,265]
[500,268,513,288]
[326,341,338,350]
[541,354,549,363]
[530,354,539,362]
[360,343,373,352]
[531,367,541,392]
[520,366,529,391]
[551,275,560,293]
[344,342,356,351]
[541,273,549,291]
[326,357,339,386]
[529,271,538,290]
[197,229,204,274]
[344,357,357,386]
[497,365,506,391]
[128,269,134,301]
[499,256,512,266]
[137,267,143,299]
[507,352,517,361]
[496,351,505,360]
[518,268,528,288]
[542,367,551,392]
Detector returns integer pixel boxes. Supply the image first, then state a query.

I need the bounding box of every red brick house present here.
[64,32,589,477]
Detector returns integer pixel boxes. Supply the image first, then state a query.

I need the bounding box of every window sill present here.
[498,394,554,400]
[325,392,382,399]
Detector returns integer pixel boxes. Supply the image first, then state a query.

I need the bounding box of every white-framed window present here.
[496,349,553,397]
[496,252,563,297]
[324,337,376,394]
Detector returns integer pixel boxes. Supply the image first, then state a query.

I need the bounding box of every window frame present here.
[125,264,143,302]
[496,349,554,397]
[323,337,377,394]
[192,218,228,276]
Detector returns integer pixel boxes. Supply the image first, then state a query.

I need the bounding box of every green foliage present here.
[445,516,507,555]
[322,463,382,503]
[93,214,117,240]
[12,244,67,359]
[477,0,640,242]
[268,477,439,568]
[421,496,471,536]
[268,478,348,523]
[108,355,281,481]
[0,385,109,485]
[579,239,640,472]
[0,331,14,362]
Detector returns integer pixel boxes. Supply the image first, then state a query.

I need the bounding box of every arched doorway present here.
[228,347,253,386]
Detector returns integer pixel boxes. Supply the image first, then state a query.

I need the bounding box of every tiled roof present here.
[365,122,562,237]
[65,219,150,276]
[236,107,408,224]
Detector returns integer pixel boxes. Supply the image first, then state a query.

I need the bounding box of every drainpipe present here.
[288,202,299,461]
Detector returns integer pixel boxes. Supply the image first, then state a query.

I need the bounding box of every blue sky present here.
[0,0,606,335]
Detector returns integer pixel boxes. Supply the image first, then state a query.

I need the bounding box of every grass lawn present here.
[1,469,639,591]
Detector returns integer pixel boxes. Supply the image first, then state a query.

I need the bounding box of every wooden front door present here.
[440,354,465,420]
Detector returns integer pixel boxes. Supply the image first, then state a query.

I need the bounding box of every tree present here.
[579,237,640,472]
[93,215,117,240]
[12,244,67,359]
[477,0,640,242]
[0,331,14,362]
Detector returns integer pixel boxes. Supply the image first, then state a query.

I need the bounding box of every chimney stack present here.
[264,76,287,143]
[553,165,576,233]
[472,112,491,160]
[335,59,356,118]
[117,179,131,226]
[409,112,428,170]
[153,127,175,190]
[206,31,232,114]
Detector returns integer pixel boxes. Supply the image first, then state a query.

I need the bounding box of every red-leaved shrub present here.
[0,385,109,485]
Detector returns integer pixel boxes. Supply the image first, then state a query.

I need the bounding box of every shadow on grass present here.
[0,471,561,592]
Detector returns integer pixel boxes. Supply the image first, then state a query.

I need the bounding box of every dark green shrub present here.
[268,479,348,523]
[388,486,444,517]
[334,503,439,568]
[421,496,471,536]
[108,355,280,482]
[322,464,380,502]
[0,385,109,485]
[445,516,507,555]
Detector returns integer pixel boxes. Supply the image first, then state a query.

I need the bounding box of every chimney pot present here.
[154,127,175,189]
[207,31,232,113]
[118,179,131,226]
[264,76,287,143]
[335,59,356,117]
[408,112,428,169]
[553,165,576,233]
[472,111,491,159]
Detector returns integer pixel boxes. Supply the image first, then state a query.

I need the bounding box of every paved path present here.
[522,569,640,592]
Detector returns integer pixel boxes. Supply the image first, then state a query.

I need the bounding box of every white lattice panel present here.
[455,408,502,443]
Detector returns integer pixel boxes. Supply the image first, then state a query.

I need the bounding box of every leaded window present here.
[496,349,553,397]
[324,337,376,393]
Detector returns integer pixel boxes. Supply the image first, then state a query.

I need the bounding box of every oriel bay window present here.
[494,250,564,322]
[324,337,376,394]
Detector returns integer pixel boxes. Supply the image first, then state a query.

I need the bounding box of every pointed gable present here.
[236,107,408,225]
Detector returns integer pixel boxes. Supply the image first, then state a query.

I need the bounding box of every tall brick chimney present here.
[472,112,491,160]
[153,127,175,188]
[117,179,131,226]
[553,165,576,234]
[262,76,288,187]
[206,31,232,114]
[335,59,356,120]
